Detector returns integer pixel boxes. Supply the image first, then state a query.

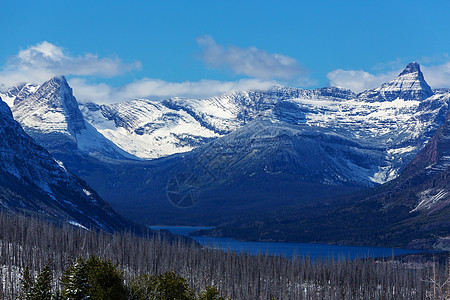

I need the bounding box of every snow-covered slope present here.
[79,87,357,159]
[358,62,433,101]
[0,96,135,232]
[3,62,449,226]
[1,76,136,160]
[80,100,220,159]
[1,62,449,188]
[181,119,386,187]
[400,112,450,213]
[80,62,449,184]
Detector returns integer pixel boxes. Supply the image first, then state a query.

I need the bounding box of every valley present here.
[1,63,449,251]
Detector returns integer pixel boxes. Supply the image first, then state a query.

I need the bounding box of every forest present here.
[0,212,448,299]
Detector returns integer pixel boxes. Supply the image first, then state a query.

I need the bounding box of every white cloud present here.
[0,41,141,88]
[327,61,450,93]
[0,41,286,103]
[422,63,450,89]
[197,35,304,80]
[327,69,399,93]
[70,77,278,104]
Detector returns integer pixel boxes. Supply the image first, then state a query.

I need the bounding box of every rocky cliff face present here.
[2,76,136,160]
[0,96,135,232]
[358,62,434,101]
[12,76,86,135]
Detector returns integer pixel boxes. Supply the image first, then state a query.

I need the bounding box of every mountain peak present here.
[49,75,67,82]
[44,75,70,91]
[12,75,86,135]
[399,62,421,76]
[358,62,433,101]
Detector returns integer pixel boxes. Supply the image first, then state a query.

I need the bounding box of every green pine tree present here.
[154,271,195,300]
[30,266,53,300]
[198,286,226,300]
[128,271,195,300]
[61,258,90,299]
[17,266,34,300]
[61,256,127,300]
[85,256,127,299]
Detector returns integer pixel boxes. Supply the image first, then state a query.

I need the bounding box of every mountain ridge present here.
[0,96,139,232]
[2,76,138,161]
[358,62,434,102]
[2,62,450,234]
[201,112,450,250]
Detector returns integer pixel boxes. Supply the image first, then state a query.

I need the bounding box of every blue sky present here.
[1,0,450,103]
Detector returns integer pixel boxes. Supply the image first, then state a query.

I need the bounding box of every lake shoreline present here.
[150,225,429,260]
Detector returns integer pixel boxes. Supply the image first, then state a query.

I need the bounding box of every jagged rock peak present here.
[397,62,432,92]
[12,75,86,134]
[393,62,432,94]
[399,62,421,76]
[40,75,71,94]
[48,75,68,83]
[358,62,433,101]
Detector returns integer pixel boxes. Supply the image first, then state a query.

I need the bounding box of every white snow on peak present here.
[80,99,223,159]
[4,64,450,186]
[4,77,133,160]
[0,93,15,108]
[76,82,450,186]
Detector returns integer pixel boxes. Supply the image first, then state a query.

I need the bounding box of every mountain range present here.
[202,110,450,250]
[1,62,449,249]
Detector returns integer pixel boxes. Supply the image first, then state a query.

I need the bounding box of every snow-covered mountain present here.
[79,87,357,159]
[3,63,445,184]
[0,96,136,232]
[213,112,450,250]
[79,62,449,184]
[80,99,221,159]
[400,112,450,213]
[1,76,136,161]
[358,62,434,102]
[2,62,450,226]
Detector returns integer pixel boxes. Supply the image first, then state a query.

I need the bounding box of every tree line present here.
[17,256,226,299]
[0,212,448,299]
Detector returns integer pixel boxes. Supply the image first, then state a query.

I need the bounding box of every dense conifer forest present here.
[0,212,448,299]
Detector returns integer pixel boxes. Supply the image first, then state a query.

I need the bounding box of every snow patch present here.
[54,159,67,172]
[68,220,89,230]
[411,189,449,212]
[83,189,92,196]
[387,146,417,155]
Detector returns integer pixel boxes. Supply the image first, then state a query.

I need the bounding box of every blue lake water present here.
[150,226,425,260]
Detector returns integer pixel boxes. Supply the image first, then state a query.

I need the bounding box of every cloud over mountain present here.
[197,35,304,80]
[0,42,141,87]
[327,62,450,93]
[70,77,278,104]
[0,41,279,103]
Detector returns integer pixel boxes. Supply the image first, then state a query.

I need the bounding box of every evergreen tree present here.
[128,273,154,300]
[61,256,127,299]
[129,271,195,300]
[17,266,34,300]
[61,258,90,299]
[198,286,226,300]
[30,266,53,300]
[154,271,195,300]
[84,256,127,300]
